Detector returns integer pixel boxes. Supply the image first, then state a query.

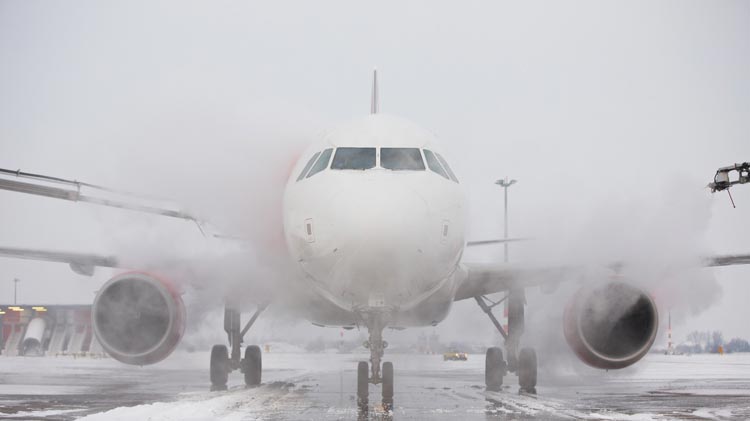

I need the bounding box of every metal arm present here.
[474,295,508,340]
[224,302,269,370]
[708,162,749,193]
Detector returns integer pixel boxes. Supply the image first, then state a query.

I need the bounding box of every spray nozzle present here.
[708,162,749,208]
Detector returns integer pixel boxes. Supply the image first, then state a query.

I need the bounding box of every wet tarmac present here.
[0,352,748,420]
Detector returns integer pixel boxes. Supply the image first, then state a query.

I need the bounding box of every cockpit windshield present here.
[296,151,321,181]
[423,149,450,180]
[300,146,457,182]
[435,153,459,182]
[306,148,332,178]
[380,148,425,171]
[331,147,376,170]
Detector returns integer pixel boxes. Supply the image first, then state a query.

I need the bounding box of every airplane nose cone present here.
[328,179,438,306]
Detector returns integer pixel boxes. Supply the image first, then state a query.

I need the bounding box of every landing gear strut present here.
[475,289,537,394]
[210,302,268,391]
[356,311,394,412]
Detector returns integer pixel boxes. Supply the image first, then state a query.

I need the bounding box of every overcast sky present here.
[1,1,749,347]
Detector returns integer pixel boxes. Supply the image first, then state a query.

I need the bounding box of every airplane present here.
[1,71,749,411]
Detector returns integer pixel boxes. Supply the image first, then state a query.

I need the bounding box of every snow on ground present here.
[77,386,277,421]
[1,351,749,420]
[6,409,86,418]
[617,353,750,381]
[259,342,306,354]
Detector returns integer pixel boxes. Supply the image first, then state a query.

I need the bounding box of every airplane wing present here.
[454,263,575,301]
[0,246,118,276]
[465,238,527,247]
[0,242,281,295]
[704,254,750,267]
[0,166,290,302]
[0,167,199,220]
[0,167,233,237]
[455,253,750,301]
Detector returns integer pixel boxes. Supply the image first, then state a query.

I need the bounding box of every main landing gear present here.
[356,311,394,413]
[210,303,268,391]
[475,289,537,395]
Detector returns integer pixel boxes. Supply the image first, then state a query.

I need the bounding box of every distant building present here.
[0,304,104,357]
[416,331,442,354]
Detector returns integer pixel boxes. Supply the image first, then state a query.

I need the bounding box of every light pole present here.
[494,177,519,369]
[13,278,19,305]
[494,177,517,263]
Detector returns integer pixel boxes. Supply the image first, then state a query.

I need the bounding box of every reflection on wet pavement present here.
[0,352,748,420]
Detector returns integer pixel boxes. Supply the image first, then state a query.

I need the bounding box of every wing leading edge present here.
[0,246,119,276]
[455,253,750,301]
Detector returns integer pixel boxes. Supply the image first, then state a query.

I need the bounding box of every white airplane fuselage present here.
[282,114,466,327]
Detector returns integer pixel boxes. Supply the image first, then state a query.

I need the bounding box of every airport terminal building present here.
[0,305,104,357]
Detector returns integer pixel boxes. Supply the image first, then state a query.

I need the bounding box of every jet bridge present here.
[0,305,100,357]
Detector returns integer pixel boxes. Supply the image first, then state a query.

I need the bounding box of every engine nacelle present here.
[92,272,185,365]
[564,282,658,370]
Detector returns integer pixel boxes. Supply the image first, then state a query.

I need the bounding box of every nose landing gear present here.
[382,361,394,409]
[356,311,395,414]
[357,361,369,408]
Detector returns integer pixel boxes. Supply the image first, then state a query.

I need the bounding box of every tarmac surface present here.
[0,351,748,420]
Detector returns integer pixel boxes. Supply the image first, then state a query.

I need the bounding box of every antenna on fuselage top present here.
[371,69,379,114]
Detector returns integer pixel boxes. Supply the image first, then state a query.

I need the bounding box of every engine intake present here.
[92,272,185,365]
[564,282,658,369]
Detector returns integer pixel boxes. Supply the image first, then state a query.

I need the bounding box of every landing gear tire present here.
[210,344,229,391]
[382,361,394,409]
[357,361,369,408]
[485,347,506,392]
[518,347,537,394]
[243,345,262,386]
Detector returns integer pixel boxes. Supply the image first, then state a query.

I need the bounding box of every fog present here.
[1,1,749,362]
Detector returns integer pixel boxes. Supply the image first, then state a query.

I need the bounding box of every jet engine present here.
[564,282,658,369]
[92,272,185,365]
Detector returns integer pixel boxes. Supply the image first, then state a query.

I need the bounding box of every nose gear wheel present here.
[355,309,395,413]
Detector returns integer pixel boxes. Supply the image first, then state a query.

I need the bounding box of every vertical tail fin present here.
[370,69,379,114]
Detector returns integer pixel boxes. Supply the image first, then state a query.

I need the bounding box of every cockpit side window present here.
[380,148,425,171]
[331,147,376,170]
[296,151,321,181]
[306,148,333,178]
[423,149,449,180]
[435,153,459,183]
